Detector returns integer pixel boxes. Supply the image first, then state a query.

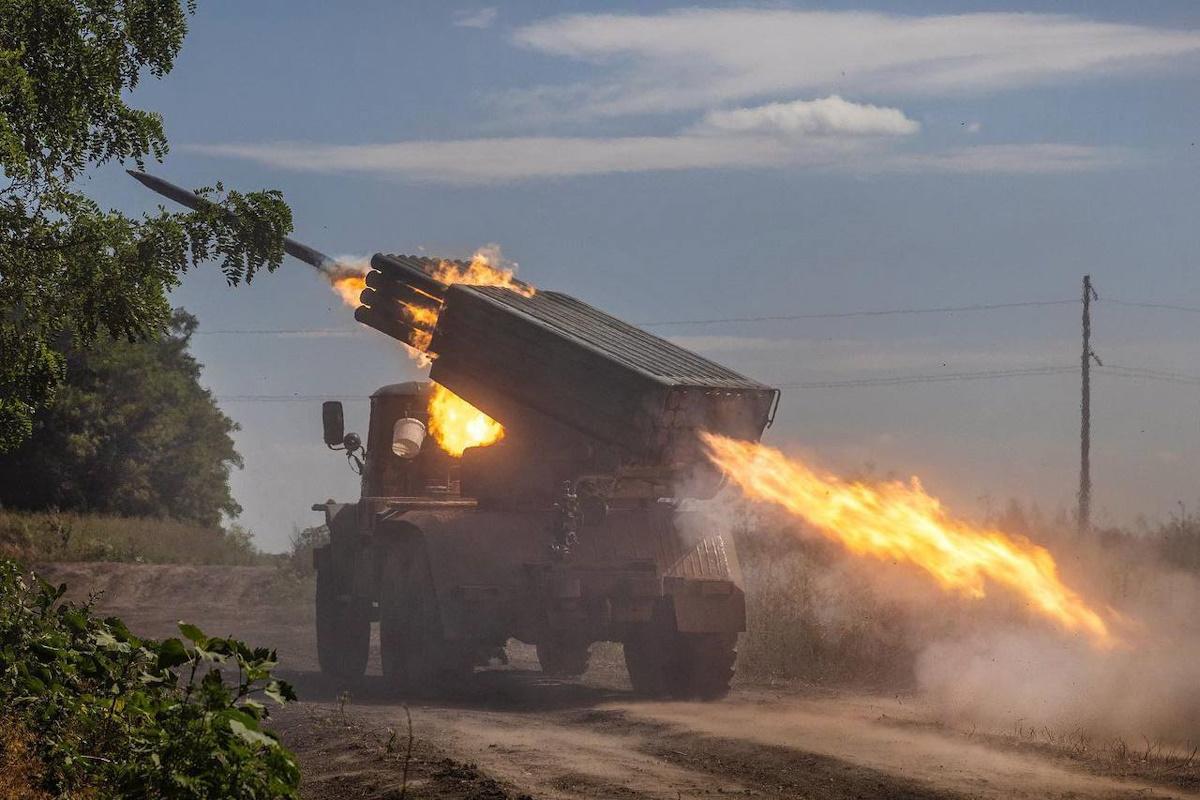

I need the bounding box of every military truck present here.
[127,171,780,699]
[311,254,778,699]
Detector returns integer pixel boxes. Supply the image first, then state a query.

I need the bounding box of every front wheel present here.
[379,533,471,694]
[623,601,736,700]
[536,636,591,677]
[315,557,370,681]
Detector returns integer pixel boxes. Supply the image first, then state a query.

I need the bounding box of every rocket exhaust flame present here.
[700,432,1117,648]
[427,383,504,456]
[330,271,366,307]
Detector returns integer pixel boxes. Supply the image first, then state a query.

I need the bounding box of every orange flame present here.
[331,274,365,307]
[427,383,504,457]
[700,432,1116,648]
[430,246,535,298]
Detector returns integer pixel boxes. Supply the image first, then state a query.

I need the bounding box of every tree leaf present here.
[228,718,277,749]
[157,637,189,669]
[177,622,206,646]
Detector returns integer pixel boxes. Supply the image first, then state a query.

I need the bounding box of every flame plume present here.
[700,432,1116,648]
[330,273,366,307]
[430,246,534,298]
[428,383,504,457]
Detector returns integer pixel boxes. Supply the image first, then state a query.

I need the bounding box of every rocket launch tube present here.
[358,288,437,329]
[352,305,428,351]
[126,170,334,272]
[369,253,447,299]
[364,269,443,311]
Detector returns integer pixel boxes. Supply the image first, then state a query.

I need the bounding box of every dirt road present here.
[36,562,1198,800]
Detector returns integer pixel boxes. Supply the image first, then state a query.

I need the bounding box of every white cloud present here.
[873,144,1134,174]
[696,95,919,138]
[507,9,1200,118]
[185,137,1130,184]
[187,136,828,182]
[454,7,497,29]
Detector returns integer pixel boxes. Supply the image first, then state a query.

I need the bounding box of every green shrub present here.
[0,559,299,798]
[0,510,273,566]
[284,525,328,577]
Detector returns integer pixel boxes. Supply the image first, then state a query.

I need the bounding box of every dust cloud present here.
[916,556,1200,743]
[704,482,1200,745]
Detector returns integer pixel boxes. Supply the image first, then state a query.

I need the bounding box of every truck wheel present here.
[315,562,370,681]
[536,637,591,677]
[379,535,469,694]
[623,602,736,700]
[675,632,737,700]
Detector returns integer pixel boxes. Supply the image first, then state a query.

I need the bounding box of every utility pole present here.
[1079,275,1100,534]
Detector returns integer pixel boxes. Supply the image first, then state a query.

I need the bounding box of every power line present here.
[211,363,1200,401]
[1097,364,1200,385]
[189,295,1200,336]
[192,297,1078,335]
[639,299,1077,327]
[213,366,1075,401]
[1105,299,1200,315]
[776,365,1075,389]
[216,396,368,402]
[196,328,356,336]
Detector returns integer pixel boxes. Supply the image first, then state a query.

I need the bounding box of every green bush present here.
[285,525,328,577]
[0,510,273,566]
[0,559,299,798]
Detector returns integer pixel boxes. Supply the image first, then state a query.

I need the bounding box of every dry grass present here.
[966,721,1200,790]
[735,524,920,688]
[0,717,52,800]
[0,509,275,567]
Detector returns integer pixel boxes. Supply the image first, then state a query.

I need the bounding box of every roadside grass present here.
[0,509,278,566]
[735,524,922,688]
[0,714,51,800]
[974,722,1200,791]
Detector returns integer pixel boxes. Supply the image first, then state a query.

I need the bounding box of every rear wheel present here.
[623,601,736,700]
[315,557,370,681]
[379,534,471,694]
[536,636,591,677]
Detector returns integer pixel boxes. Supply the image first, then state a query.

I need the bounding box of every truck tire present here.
[623,601,736,700]
[379,535,470,694]
[315,562,370,681]
[536,636,591,677]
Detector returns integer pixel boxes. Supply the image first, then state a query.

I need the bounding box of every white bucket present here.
[391,417,426,458]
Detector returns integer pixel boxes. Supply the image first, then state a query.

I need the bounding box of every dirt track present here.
[35,562,1200,800]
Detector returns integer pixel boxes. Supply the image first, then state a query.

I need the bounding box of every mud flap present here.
[666,576,746,634]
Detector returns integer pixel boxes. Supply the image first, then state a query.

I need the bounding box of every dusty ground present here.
[34,562,1200,800]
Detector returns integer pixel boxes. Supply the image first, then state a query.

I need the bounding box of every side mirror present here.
[322,401,345,447]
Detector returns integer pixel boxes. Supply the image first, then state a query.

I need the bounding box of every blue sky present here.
[94,2,1200,550]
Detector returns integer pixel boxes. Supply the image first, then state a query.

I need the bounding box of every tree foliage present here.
[0,309,243,526]
[0,559,299,798]
[0,0,292,452]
